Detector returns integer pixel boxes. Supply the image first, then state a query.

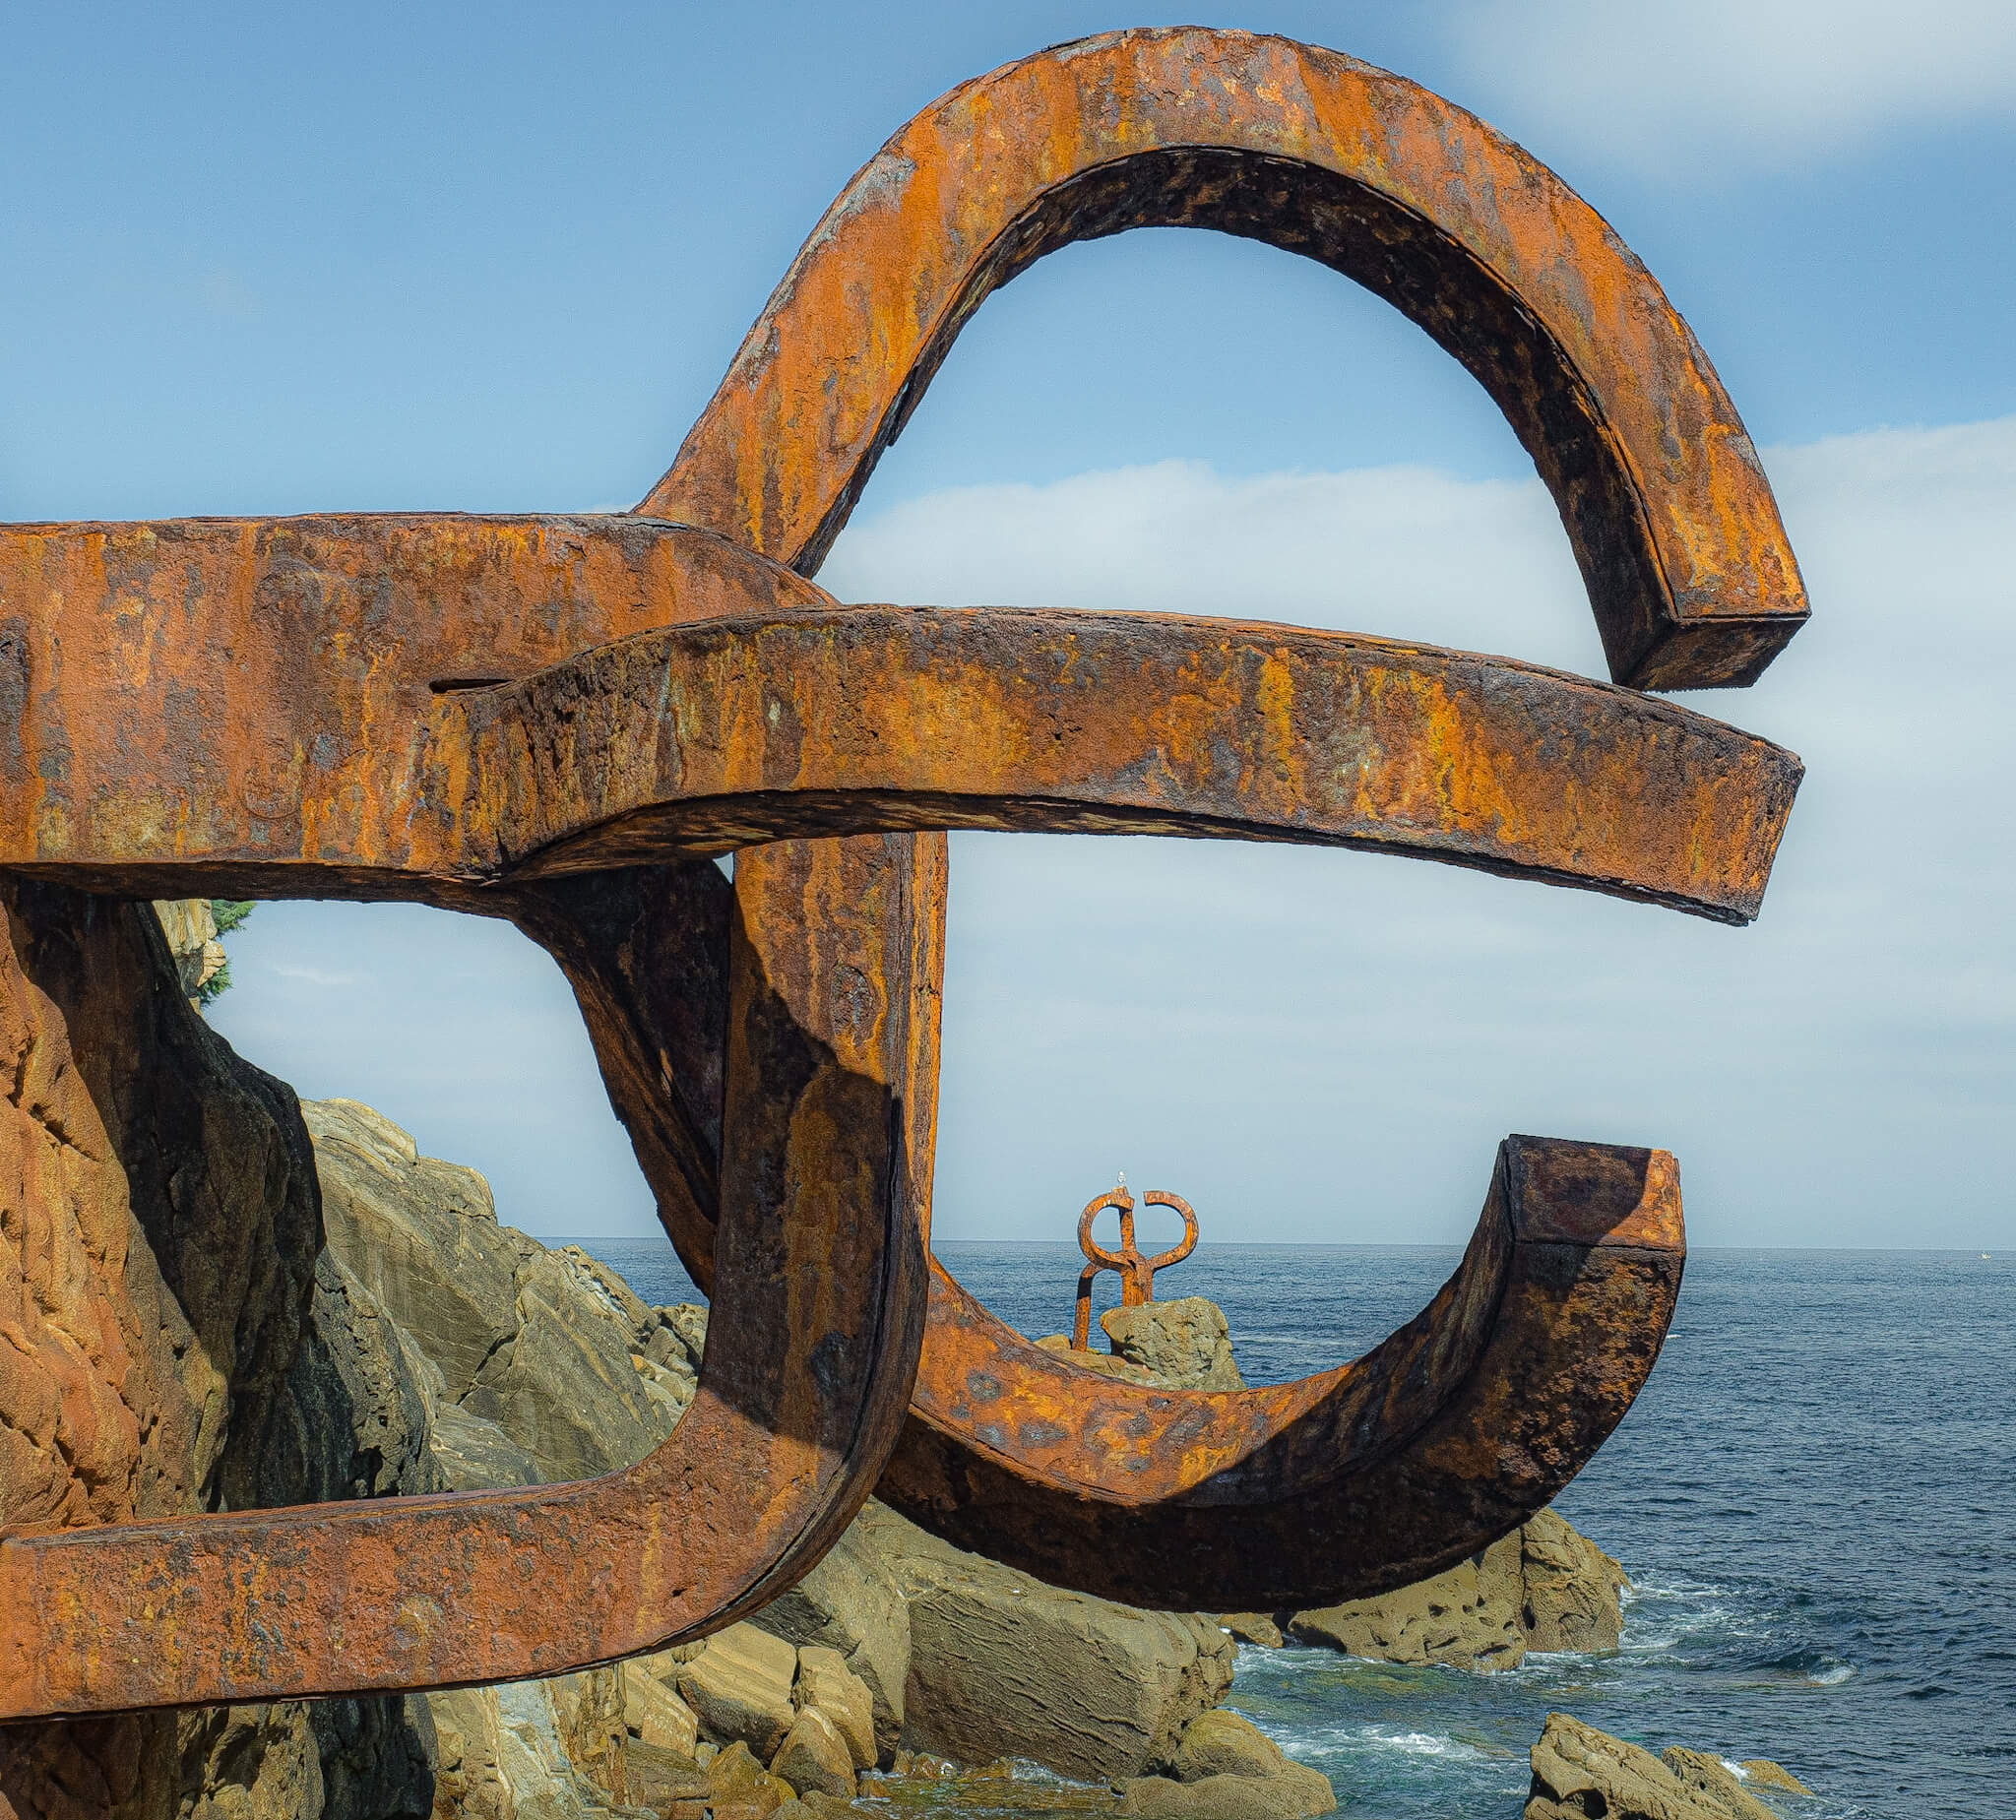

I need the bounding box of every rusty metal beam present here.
[0,543,1802,921]
[881,1139,1684,1610]
[0,24,1806,1714]
[0,831,936,1718]
[647,27,1807,690]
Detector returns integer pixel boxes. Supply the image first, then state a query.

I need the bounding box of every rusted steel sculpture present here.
[0,28,1806,1716]
[1071,1183,1201,1350]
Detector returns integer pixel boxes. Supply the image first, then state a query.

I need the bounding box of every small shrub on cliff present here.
[197,900,255,1004]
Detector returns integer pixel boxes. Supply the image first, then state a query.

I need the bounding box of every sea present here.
[582,1238,2014,1820]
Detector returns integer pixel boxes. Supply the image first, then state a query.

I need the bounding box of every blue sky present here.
[6,3,2012,1246]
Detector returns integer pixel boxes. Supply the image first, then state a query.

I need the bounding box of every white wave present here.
[1350,1726,1487,1762]
[1623,1573,1731,1600]
[1807,1663,1856,1686]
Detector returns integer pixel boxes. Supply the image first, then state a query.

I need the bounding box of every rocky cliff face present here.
[0,886,434,1820]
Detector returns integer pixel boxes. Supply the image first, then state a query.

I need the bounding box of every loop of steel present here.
[0,27,1805,1718]
[1072,1186,1201,1349]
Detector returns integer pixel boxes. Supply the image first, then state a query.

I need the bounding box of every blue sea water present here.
[582,1238,2015,1819]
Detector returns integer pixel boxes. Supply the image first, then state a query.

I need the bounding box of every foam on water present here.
[589,1239,2011,1820]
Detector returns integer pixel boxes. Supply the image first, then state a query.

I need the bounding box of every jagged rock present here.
[455,1247,666,1481]
[1218,1613,1285,1648]
[1519,1509,1631,1653]
[704,1741,793,1820]
[620,1662,700,1760]
[791,1647,876,1772]
[175,1705,325,1820]
[860,1501,1233,1782]
[428,1687,519,1820]
[676,1625,799,1760]
[549,1670,629,1807]
[1738,1760,1811,1795]
[1527,1714,1789,1820]
[426,1399,542,1489]
[1660,1748,1781,1820]
[482,1680,645,1820]
[1100,1298,1245,1391]
[1289,1509,1627,1671]
[0,885,432,1820]
[152,897,225,1002]
[305,1098,520,1394]
[771,1709,855,1799]
[311,1695,439,1820]
[1127,1710,1337,1819]
[1033,1295,1244,1391]
[306,1099,689,1485]
[622,1740,711,1817]
[750,1504,913,1757]
[1167,1710,1290,1782]
[1290,1529,1524,1670]
[269,1252,444,1502]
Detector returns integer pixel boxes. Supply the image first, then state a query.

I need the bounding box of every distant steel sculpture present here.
[1071,1183,1201,1350]
[0,27,1805,1717]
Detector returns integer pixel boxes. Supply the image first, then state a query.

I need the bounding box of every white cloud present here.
[821,460,1603,673]
[820,417,2016,1247]
[1440,0,2016,169]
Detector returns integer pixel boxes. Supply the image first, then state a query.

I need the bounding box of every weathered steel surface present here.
[0,515,825,896]
[0,533,1800,917]
[646,28,1807,689]
[447,607,1797,917]
[880,1139,1684,1610]
[0,829,937,1716]
[1070,1185,1200,1350]
[0,25,1806,1711]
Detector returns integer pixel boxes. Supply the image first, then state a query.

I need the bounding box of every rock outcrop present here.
[744,1516,912,1756]
[1288,1507,1628,1670]
[0,888,434,1820]
[1526,1714,1811,1820]
[1099,1298,1245,1391]
[303,1098,697,1490]
[1114,1709,1336,1820]
[151,897,226,1003]
[861,1500,1235,1783]
[1034,1296,1246,1392]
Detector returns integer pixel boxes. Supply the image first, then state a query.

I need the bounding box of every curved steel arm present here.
[881,1137,1683,1611]
[645,27,1806,690]
[0,835,937,1717]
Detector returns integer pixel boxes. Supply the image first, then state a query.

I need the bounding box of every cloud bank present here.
[1442,1,2016,169]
